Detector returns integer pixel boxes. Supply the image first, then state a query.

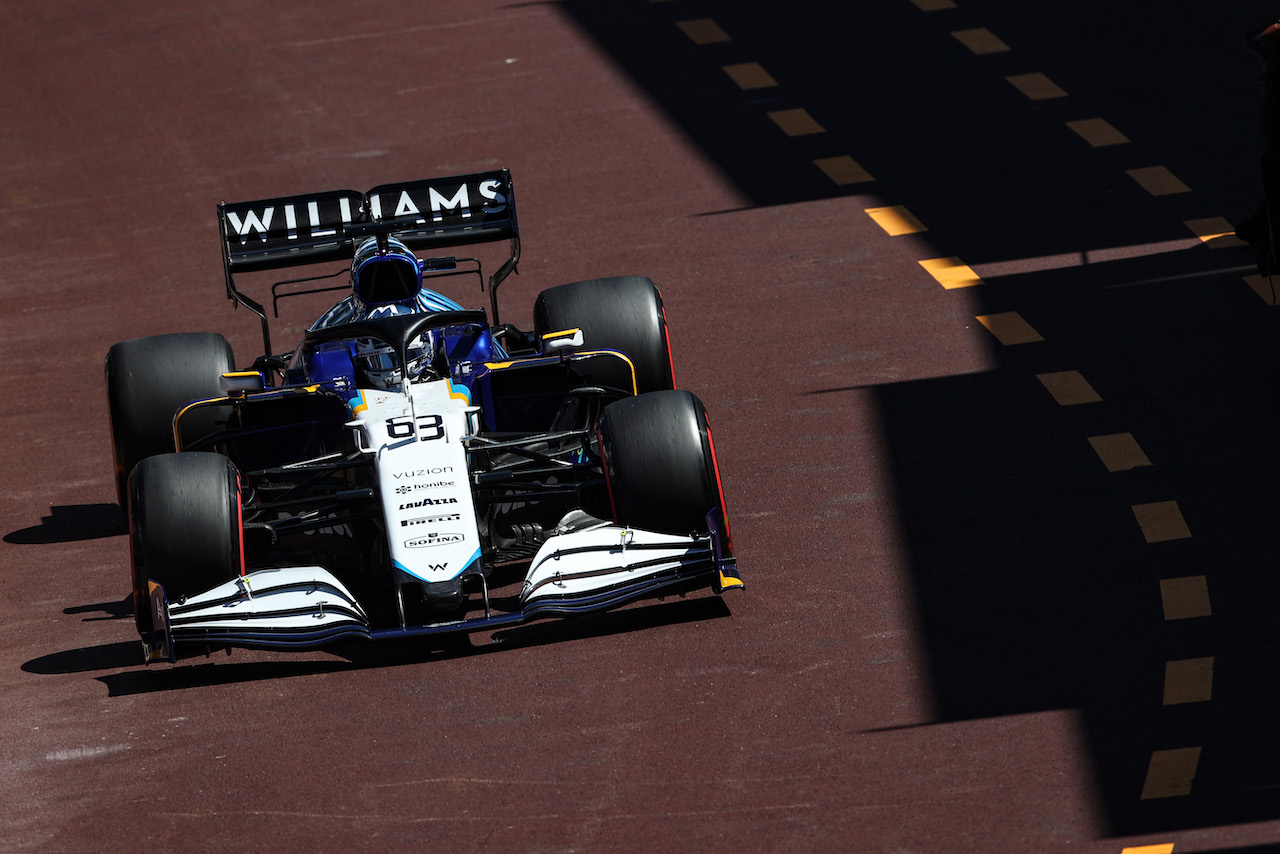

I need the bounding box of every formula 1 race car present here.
[106,169,741,664]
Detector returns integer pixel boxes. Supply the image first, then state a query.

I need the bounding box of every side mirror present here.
[541,328,584,355]
[220,371,266,396]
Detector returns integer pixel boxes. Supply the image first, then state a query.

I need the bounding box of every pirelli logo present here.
[402,513,461,528]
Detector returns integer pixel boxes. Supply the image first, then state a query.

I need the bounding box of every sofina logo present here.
[404,533,464,548]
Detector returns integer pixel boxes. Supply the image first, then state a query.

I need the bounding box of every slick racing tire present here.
[129,452,243,628]
[533,276,675,394]
[106,332,235,505]
[596,390,728,536]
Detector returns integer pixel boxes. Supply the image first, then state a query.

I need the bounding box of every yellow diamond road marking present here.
[1245,274,1280,304]
[1088,433,1151,471]
[976,312,1043,345]
[722,62,777,90]
[920,257,983,289]
[1183,217,1246,247]
[768,108,824,136]
[1160,576,1211,620]
[1036,371,1101,405]
[1122,846,1175,854]
[911,0,956,9]
[677,19,731,44]
[1132,500,1191,543]
[1006,73,1067,100]
[1127,166,1190,196]
[1164,657,1214,705]
[1066,118,1129,147]
[866,206,926,236]
[1141,747,1202,799]
[951,28,1009,54]
[814,156,873,185]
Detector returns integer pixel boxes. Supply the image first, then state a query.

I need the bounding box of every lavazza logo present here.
[399,496,458,511]
[405,532,464,549]
[395,480,453,495]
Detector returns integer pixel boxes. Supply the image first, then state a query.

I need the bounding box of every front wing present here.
[141,518,739,662]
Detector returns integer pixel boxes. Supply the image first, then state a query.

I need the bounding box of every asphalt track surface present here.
[3,1,1280,851]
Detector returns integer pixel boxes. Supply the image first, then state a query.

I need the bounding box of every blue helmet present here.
[351,236,422,308]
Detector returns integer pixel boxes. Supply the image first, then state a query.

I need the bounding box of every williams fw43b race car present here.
[105,169,741,664]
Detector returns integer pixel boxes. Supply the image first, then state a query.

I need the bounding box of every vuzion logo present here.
[393,467,453,479]
[404,533,464,549]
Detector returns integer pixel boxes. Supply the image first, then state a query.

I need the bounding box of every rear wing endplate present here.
[218,169,519,355]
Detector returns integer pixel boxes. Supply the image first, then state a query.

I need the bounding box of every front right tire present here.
[129,452,244,632]
[595,390,729,537]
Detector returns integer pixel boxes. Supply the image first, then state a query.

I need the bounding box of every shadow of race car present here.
[105,169,741,664]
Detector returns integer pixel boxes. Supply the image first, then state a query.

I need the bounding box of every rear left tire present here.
[106,332,234,505]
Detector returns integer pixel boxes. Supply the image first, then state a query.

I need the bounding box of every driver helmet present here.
[353,303,439,389]
[351,236,422,308]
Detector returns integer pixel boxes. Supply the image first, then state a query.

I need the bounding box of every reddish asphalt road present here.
[3,2,1279,852]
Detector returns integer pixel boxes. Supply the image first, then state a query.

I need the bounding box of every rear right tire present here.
[533,276,675,394]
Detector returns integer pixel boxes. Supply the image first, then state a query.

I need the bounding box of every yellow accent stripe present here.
[1183,217,1245,247]
[951,27,1009,54]
[1036,370,1101,405]
[1127,166,1190,196]
[1132,501,1191,543]
[1160,576,1211,620]
[866,206,927,236]
[1066,118,1128,147]
[171,397,231,451]
[722,62,777,90]
[1087,433,1151,471]
[1245,273,1280,304]
[486,350,637,395]
[768,108,825,137]
[975,312,1043,345]
[919,257,982,289]
[677,19,730,44]
[1122,845,1175,854]
[1006,72,1066,100]
[814,156,873,186]
[1140,747,1201,799]
[718,573,745,591]
[1163,657,1213,705]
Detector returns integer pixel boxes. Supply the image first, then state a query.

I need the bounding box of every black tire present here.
[596,390,728,536]
[106,332,234,505]
[533,276,675,394]
[129,452,243,626]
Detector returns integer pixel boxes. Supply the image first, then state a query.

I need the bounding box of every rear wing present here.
[218,169,519,355]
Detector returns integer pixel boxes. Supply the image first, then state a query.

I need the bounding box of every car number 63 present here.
[386,414,445,441]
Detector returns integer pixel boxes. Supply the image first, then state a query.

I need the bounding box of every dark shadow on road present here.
[23,595,730,697]
[554,0,1280,837]
[4,503,125,544]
